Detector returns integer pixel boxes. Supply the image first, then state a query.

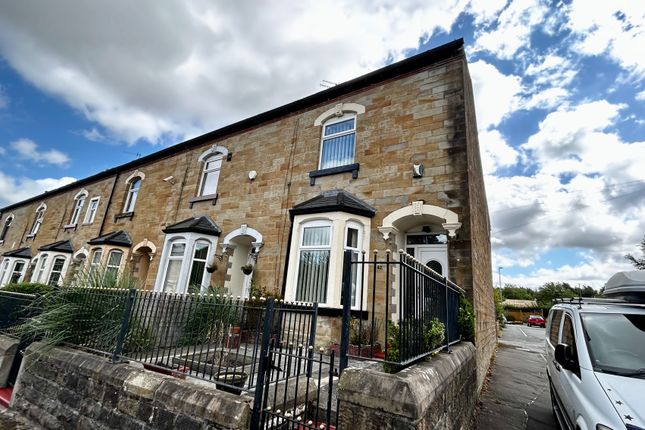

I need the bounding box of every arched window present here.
[199,154,224,196]
[162,239,186,293]
[319,114,357,170]
[29,205,46,236]
[69,192,87,225]
[0,215,13,242]
[106,250,123,278]
[123,178,141,213]
[48,256,66,286]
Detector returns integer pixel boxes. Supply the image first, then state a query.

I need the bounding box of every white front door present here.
[417,245,448,276]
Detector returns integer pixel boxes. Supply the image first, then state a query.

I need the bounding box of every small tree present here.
[625,235,645,270]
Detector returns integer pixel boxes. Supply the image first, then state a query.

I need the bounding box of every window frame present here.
[0,215,13,242]
[344,222,363,308]
[198,153,224,197]
[0,258,10,286]
[69,194,87,226]
[318,113,357,170]
[29,205,46,236]
[548,309,563,346]
[48,256,66,286]
[83,197,100,224]
[90,248,103,267]
[186,240,211,293]
[123,178,142,213]
[105,249,124,278]
[295,220,333,304]
[154,233,217,294]
[9,260,27,284]
[35,255,48,283]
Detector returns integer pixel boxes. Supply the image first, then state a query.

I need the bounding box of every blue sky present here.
[0,0,643,288]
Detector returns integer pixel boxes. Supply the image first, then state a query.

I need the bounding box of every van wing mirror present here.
[555,343,578,371]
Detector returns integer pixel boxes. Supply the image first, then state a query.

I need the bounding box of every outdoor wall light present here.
[248,170,257,181]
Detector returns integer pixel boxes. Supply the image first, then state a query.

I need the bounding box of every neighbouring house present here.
[502,298,543,322]
[0,39,495,389]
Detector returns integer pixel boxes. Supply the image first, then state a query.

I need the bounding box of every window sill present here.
[63,224,77,232]
[189,193,218,208]
[114,212,134,221]
[309,163,359,185]
[0,240,3,246]
[25,234,35,240]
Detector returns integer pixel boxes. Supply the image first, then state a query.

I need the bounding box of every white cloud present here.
[469,60,523,130]
[636,90,645,101]
[479,129,519,174]
[467,0,509,25]
[566,0,645,77]
[0,0,474,145]
[10,138,71,166]
[81,128,106,142]
[0,171,76,207]
[472,0,549,59]
[0,147,5,156]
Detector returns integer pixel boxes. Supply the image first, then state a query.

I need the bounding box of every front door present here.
[417,246,448,276]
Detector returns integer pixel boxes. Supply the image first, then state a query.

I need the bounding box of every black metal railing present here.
[0,290,37,331]
[340,249,464,368]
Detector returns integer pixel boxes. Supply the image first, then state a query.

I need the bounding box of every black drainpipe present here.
[98,175,119,237]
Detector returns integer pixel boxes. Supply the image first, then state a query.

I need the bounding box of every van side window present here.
[548,310,563,345]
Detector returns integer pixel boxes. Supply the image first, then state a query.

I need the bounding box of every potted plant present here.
[330,317,383,357]
[240,264,253,275]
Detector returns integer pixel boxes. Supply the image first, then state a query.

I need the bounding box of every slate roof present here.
[290,190,376,218]
[2,247,32,258]
[163,216,221,236]
[88,230,133,247]
[38,240,74,254]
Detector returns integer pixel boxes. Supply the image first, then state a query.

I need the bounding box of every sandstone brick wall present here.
[11,343,252,429]
[338,342,477,429]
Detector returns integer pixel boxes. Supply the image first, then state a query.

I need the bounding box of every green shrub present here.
[2,282,52,295]
[457,296,475,341]
[383,320,401,373]
[180,286,238,346]
[424,318,445,350]
[349,317,382,345]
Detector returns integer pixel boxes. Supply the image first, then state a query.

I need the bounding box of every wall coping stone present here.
[338,342,475,421]
[16,343,253,429]
[0,334,20,387]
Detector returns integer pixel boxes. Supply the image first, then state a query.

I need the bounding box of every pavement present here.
[475,324,559,430]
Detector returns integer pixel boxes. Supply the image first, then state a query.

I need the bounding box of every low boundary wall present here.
[11,343,252,429]
[338,342,477,430]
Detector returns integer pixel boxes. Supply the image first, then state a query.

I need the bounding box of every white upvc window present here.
[29,205,46,236]
[199,154,223,196]
[48,257,66,285]
[35,255,48,283]
[69,194,87,226]
[0,215,13,242]
[295,221,332,303]
[123,178,141,213]
[155,233,217,294]
[9,260,27,284]
[285,213,370,309]
[83,197,100,224]
[0,258,10,286]
[319,114,356,170]
[106,250,123,278]
[90,248,103,267]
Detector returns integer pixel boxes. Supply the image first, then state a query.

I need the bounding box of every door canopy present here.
[378,201,461,241]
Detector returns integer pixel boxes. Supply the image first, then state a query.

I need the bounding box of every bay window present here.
[155,233,216,294]
[9,260,26,284]
[187,240,210,292]
[0,259,9,286]
[296,222,331,303]
[48,257,66,285]
[106,250,123,278]
[162,240,185,293]
[35,255,48,283]
[90,249,103,267]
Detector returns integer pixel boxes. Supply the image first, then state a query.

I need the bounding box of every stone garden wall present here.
[11,343,252,429]
[338,342,477,430]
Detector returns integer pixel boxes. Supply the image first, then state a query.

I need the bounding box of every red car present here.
[527,315,545,327]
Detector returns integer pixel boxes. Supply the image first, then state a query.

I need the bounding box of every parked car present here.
[527,315,545,327]
[546,296,645,430]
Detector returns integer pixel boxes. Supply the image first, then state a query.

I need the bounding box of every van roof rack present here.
[554,297,645,308]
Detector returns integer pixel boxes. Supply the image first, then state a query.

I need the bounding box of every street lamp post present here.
[498,266,503,289]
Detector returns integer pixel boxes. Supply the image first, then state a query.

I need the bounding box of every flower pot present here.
[206,265,217,273]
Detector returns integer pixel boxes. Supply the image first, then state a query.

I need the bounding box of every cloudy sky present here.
[0,1,643,288]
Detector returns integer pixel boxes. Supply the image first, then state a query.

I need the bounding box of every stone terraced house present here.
[0,39,495,388]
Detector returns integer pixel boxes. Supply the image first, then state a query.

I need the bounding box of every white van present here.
[546,274,645,430]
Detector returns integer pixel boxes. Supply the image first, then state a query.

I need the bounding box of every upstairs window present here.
[123,178,141,213]
[199,154,223,196]
[0,215,13,242]
[319,115,356,170]
[69,193,87,225]
[29,205,46,236]
[84,197,100,224]
[296,222,332,303]
[106,250,123,278]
